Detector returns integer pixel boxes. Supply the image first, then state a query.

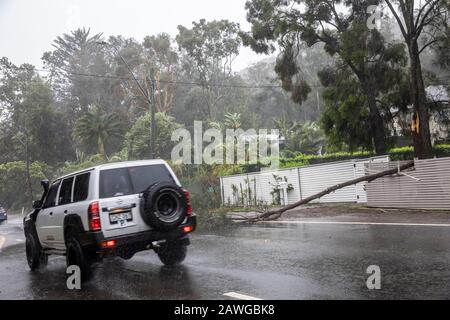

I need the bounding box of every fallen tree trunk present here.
[237,161,415,222]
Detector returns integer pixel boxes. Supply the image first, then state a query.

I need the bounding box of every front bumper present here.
[81,215,197,255]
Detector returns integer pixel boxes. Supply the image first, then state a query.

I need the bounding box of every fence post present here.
[297,167,303,201]
[220,177,224,207]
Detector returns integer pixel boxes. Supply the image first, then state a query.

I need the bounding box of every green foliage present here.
[195,207,233,231]
[243,0,410,154]
[124,112,183,160]
[0,60,74,165]
[0,161,48,209]
[21,79,74,165]
[74,106,123,158]
[176,19,242,120]
[274,119,325,155]
[389,145,450,161]
[217,145,450,173]
[174,164,232,230]
[434,144,450,158]
[278,145,450,169]
[176,19,241,81]
[279,151,375,169]
[320,74,374,152]
[55,154,107,177]
[224,112,242,129]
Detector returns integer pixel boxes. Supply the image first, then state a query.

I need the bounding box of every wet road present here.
[0,216,449,299]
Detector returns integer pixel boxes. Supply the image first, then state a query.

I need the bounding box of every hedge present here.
[388,144,450,161]
[219,144,450,175]
[279,144,450,169]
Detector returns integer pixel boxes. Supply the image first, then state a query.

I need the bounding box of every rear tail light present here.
[183,225,194,233]
[183,189,193,216]
[101,240,116,248]
[88,201,102,231]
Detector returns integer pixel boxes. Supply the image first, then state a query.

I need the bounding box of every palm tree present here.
[297,122,326,154]
[274,118,325,155]
[74,107,122,159]
[224,113,242,130]
[208,121,223,131]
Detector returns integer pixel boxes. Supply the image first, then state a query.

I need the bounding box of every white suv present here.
[23,160,196,280]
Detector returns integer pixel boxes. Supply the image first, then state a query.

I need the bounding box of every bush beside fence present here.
[221,144,450,175]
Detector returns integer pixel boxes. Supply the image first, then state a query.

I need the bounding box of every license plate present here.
[118,219,127,228]
[110,211,132,224]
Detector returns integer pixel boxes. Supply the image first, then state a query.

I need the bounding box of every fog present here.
[0,0,263,70]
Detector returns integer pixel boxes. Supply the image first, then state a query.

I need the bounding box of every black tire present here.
[140,181,188,231]
[66,230,91,282]
[25,233,41,271]
[156,241,187,266]
[40,253,49,266]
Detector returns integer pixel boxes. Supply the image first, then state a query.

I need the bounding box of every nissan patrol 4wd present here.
[23,160,196,279]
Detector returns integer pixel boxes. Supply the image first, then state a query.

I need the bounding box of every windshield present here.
[99,164,175,199]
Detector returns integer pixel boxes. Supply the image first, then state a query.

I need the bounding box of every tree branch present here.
[385,0,409,40]
[237,161,415,222]
[416,0,441,35]
[419,37,444,55]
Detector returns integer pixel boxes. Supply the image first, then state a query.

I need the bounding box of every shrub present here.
[389,144,450,160]
[221,144,450,174]
[0,161,49,209]
[434,144,450,158]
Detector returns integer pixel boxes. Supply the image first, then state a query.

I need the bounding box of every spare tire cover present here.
[140,181,187,231]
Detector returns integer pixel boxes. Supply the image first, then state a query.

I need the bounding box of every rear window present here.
[99,164,174,199]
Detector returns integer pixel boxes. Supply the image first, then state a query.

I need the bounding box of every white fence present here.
[366,157,450,210]
[220,156,390,207]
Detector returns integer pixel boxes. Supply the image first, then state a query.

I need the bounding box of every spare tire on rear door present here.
[140,181,188,231]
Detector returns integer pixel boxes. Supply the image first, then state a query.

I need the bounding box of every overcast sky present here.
[0,0,266,71]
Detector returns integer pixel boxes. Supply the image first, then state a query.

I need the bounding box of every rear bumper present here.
[80,215,197,255]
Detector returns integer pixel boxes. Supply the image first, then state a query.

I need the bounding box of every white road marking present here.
[223,292,263,300]
[16,239,24,242]
[263,221,450,227]
[0,236,6,251]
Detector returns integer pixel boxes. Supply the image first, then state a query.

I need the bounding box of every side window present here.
[73,173,90,202]
[43,181,61,208]
[59,177,74,206]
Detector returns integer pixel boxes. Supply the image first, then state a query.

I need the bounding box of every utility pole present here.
[148,73,157,160]
[96,41,156,159]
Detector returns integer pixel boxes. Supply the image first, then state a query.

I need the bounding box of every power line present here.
[2,65,450,89]
[7,66,323,89]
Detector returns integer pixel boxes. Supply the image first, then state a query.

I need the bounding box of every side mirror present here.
[41,179,49,193]
[32,200,42,209]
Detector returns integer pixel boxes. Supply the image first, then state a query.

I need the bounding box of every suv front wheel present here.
[155,241,187,266]
[25,233,41,271]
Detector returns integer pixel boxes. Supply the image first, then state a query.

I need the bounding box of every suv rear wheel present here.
[66,230,91,281]
[155,241,187,266]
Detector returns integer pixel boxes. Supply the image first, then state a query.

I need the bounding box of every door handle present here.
[49,212,53,216]
[64,210,68,214]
